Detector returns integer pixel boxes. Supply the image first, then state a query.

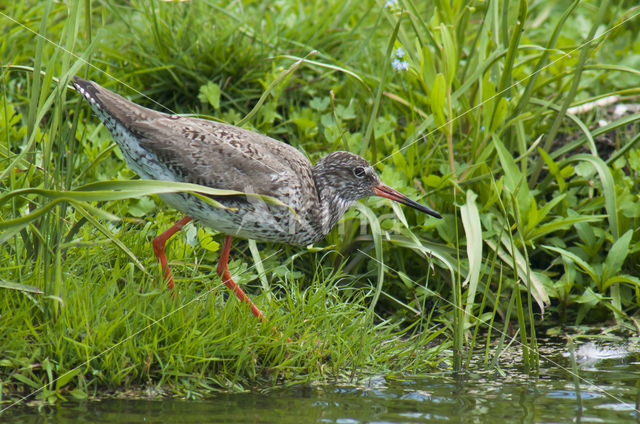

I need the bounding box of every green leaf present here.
[439,23,457,86]
[538,147,566,191]
[566,154,619,240]
[602,274,640,291]
[198,228,220,252]
[574,217,596,247]
[486,236,550,311]
[336,104,356,120]
[13,373,40,389]
[528,214,605,242]
[309,97,329,111]
[620,195,640,218]
[128,196,156,217]
[56,368,82,391]
[420,45,436,89]
[0,180,292,232]
[537,194,567,223]
[0,280,43,294]
[542,244,599,286]
[461,190,482,325]
[430,73,447,127]
[602,229,633,282]
[490,97,508,133]
[198,81,221,109]
[249,239,270,296]
[575,287,603,307]
[492,135,530,213]
[292,116,316,131]
[70,388,88,400]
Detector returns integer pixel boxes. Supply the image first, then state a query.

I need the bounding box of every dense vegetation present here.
[1,0,639,404]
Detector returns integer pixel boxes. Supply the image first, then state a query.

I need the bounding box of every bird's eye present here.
[353,166,366,178]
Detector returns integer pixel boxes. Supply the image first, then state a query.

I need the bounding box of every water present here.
[2,341,639,423]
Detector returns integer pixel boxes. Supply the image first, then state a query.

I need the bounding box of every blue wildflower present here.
[396,47,404,58]
[392,58,409,71]
[385,0,397,8]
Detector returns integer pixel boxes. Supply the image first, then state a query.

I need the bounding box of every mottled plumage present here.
[72,77,440,245]
[72,76,441,321]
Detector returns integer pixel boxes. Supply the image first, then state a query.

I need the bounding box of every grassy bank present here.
[2,0,640,405]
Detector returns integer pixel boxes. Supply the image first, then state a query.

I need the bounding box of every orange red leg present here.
[152,217,265,322]
[152,216,193,290]
[216,235,266,322]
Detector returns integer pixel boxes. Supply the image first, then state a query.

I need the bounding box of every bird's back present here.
[73,77,324,244]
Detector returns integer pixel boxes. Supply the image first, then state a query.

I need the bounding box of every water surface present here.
[3,341,639,423]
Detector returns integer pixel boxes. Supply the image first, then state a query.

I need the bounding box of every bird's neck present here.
[311,167,355,240]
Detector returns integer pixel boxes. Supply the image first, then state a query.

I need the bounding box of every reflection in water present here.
[2,341,639,424]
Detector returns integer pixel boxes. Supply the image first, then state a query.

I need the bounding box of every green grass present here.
[2,0,640,405]
[1,240,447,401]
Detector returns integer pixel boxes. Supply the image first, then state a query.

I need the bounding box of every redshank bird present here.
[72,76,442,321]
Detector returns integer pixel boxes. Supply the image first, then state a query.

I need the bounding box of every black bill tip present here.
[373,184,442,219]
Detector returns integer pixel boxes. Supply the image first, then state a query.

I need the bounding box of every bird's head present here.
[313,151,442,219]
